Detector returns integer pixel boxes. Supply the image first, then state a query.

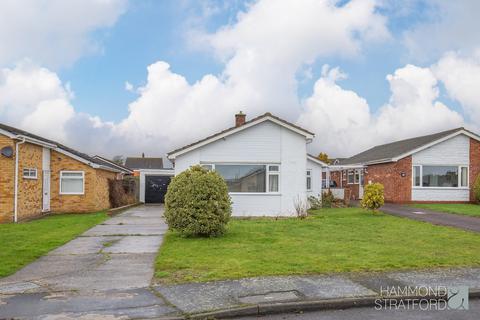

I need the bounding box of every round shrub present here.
[360,183,384,211]
[164,165,232,237]
[474,174,480,203]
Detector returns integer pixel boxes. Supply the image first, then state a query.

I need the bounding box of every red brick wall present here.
[470,138,480,202]
[364,156,412,203]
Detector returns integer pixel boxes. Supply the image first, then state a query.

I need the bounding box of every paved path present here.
[153,267,480,315]
[380,203,480,233]
[0,205,179,319]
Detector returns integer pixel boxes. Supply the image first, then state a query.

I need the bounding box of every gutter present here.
[14,137,26,223]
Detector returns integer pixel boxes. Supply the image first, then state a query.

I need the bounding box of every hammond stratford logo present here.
[375,285,469,311]
[447,286,469,310]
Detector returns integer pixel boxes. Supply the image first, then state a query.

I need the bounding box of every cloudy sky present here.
[0,0,479,161]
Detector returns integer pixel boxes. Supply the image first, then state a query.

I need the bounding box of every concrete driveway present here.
[380,203,480,233]
[0,205,179,319]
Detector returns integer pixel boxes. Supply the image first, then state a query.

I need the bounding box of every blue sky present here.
[0,0,478,157]
[57,0,462,122]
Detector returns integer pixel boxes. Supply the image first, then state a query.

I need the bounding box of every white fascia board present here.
[14,135,57,148]
[95,164,123,173]
[391,130,475,162]
[307,155,328,167]
[168,116,314,159]
[0,128,16,138]
[328,164,366,170]
[92,156,133,173]
[138,169,175,175]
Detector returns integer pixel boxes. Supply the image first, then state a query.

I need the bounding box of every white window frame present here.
[23,168,38,179]
[306,169,312,191]
[412,165,469,189]
[347,169,360,184]
[201,163,281,194]
[60,170,85,195]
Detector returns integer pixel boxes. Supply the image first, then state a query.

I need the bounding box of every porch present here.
[323,165,366,200]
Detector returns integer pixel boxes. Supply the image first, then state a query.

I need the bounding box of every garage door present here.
[145,175,171,203]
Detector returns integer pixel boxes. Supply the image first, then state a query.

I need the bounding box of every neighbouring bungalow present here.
[327,127,480,203]
[167,112,327,216]
[0,123,130,223]
[125,155,174,204]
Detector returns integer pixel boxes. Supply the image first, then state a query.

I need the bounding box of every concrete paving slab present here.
[0,288,177,319]
[103,236,163,254]
[0,281,40,294]
[82,224,167,236]
[102,216,164,225]
[387,267,480,289]
[238,291,301,304]
[49,236,122,255]
[155,275,376,313]
[0,254,104,285]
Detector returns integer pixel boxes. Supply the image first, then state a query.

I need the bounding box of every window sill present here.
[60,193,85,195]
[412,187,469,190]
[229,192,281,196]
[23,177,38,180]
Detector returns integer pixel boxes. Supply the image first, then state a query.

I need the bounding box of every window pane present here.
[306,177,311,190]
[62,172,83,178]
[461,167,468,187]
[216,165,266,192]
[422,166,458,187]
[269,174,279,192]
[61,178,83,193]
[348,171,354,184]
[269,165,279,172]
[201,164,213,171]
[413,166,421,186]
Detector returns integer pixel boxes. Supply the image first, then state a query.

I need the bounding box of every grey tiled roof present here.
[340,128,472,165]
[0,122,120,171]
[125,157,164,170]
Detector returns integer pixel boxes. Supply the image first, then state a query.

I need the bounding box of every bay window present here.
[412,165,468,188]
[60,171,85,195]
[208,164,280,193]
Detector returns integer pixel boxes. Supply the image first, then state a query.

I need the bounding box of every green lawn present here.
[155,208,480,284]
[411,203,480,218]
[0,212,108,278]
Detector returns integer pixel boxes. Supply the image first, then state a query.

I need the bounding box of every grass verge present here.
[411,203,480,218]
[0,212,108,277]
[155,207,480,284]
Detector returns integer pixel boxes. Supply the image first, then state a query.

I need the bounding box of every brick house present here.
[0,123,129,223]
[328,127,480,203]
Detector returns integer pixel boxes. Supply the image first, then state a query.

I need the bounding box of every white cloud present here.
[124,81,134,92]
[299,64,464,157]
[0,0,127,68]
[403,0,480,61]
[433,50,480,125]
[0,62,75,141]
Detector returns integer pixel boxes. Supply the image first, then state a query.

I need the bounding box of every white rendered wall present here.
[411,134,470,201]
[173,121,309,216]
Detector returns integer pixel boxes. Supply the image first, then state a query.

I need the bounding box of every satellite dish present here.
[1,146,13,158]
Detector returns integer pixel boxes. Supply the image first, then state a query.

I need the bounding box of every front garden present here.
[155,207,480,284]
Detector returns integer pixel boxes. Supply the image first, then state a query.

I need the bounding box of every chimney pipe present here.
[235,111,246,127]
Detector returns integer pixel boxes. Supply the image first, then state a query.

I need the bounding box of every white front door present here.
[42,170,51,212]
[42,148,51,212]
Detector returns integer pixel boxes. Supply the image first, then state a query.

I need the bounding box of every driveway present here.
[380,203,480,233]
[0,205,179,319]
